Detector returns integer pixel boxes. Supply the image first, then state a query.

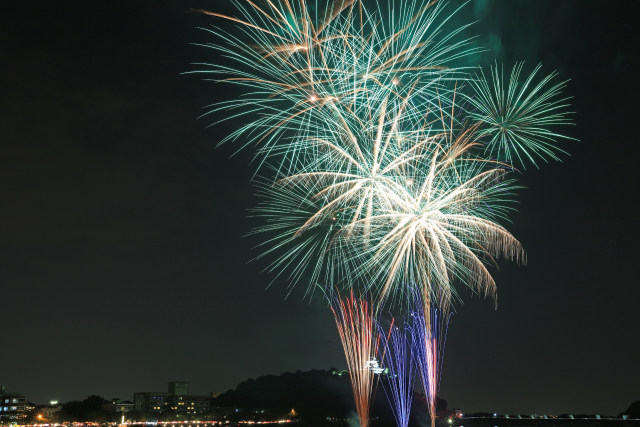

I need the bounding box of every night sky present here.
[1,0,638,417]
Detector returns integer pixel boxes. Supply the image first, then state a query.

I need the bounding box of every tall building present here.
[133,392,169,413]
[168,381,189,396]
[0,387,27,420]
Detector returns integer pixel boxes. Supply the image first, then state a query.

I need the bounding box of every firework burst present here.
[195,1,573,307]
[464,62,575,168]
[192,0,574,423]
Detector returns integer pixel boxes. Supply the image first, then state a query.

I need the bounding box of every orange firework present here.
[330,290,382,427]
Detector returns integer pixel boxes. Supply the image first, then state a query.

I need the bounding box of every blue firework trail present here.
[377,319,416,427]
[411,288,452,426]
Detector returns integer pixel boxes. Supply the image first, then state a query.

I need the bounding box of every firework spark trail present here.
[377,318,416,427]
[411,287,451,427]
[330,290,380,427]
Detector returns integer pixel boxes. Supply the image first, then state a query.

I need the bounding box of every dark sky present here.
[1,0,638,417]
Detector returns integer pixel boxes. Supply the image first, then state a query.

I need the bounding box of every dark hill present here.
[620,401,640,419]
[215,369,364,423]
[213,369,444,426]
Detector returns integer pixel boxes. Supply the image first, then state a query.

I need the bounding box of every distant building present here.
[134,382,211,416]
[134,392,169,413]
[450,408,463,418]
[41,405,62,418]
[103,398,134,413]
[0,387,27,420]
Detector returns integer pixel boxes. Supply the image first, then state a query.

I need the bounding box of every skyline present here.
[1,0,638,417]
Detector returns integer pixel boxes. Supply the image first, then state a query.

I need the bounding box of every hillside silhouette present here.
[213,369,440,425]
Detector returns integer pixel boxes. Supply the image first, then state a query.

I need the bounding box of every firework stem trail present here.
[330,290,380,427]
